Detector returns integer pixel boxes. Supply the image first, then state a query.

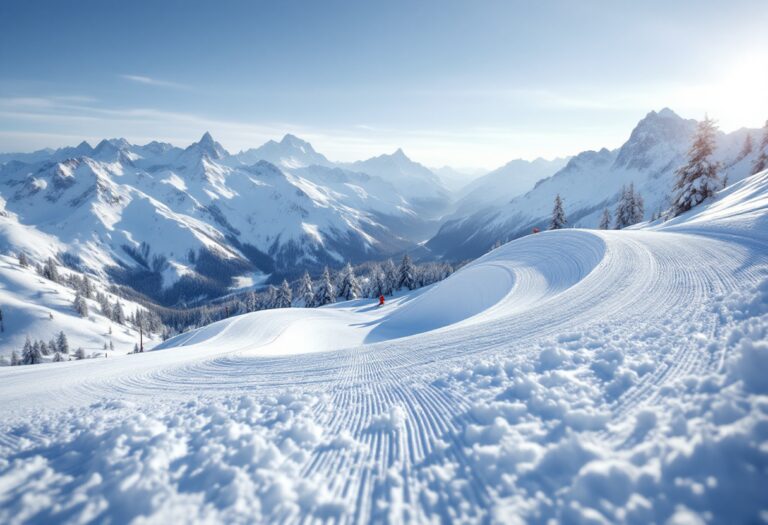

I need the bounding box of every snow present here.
[0,171,767,523]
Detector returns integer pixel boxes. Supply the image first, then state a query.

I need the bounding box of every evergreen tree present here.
[549,194,567,230]
[314,267,336,306]
[339,263,362,300]
[264,285,278,309]
[53,352,63,363]
[753,120,768,175]
[397,254,417,291]
[614,184,643,229]
[11,350,20,366]
[75,347,86,360]
[368,264,386,298]
[47,339,57,354]
[73,293,89,317]
[275,279,293,308]
[109,340,114,351]
[112,301,125,324]
[598,208,611,230]
[42,257,59,282]
[22,336,43,365]
[631,190,645,224]
[56,331,69,354]
[383,259,397,296]
[246,291,259,312]
[17,251,29,268]
[673,116,721,216]
[298,271,314,307]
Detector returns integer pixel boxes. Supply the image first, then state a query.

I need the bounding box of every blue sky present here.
[1,0,767,169]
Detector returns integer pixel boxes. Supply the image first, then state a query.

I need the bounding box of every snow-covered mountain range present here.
[0,133,452,305]
[427,108,762,260]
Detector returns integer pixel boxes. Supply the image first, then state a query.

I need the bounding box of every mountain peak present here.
[187,131,227,160]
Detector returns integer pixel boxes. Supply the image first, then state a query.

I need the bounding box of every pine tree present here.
[42,257,59,282]
[630,184,644,225]
[314,267,336,306]
[673,115,721,216]
[753,120,768,175]
[368,264,386,298]
[17,252,29,267]
[339,263,361,300]
[246,291,259,312]
[264,285,278,309]
[383,259,397,296]
[53,352,63,363]
[598,208,611,230]
[75,347,86,360]
[22,336,42,365]
[11,350,20,366]
[73,293,88,317]
[275,279,293,308]
[112,301,125,324]
[298,271,314,307]
[549,194,567,230]
[614,184,644,228]
[397,255,416,291]
[56,331,69,354]
[109,340,114,351]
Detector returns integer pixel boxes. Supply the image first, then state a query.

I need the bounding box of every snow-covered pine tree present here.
[397,254,416,291]
[42,257,59,282]
[56,331,69,354]
[73,292,88,317]
[631,185,644,224]
[53,352,63,363]
[314,267,336,306]
[298,271,314,307]
[264,285,278,309]
[246,291,259,312]
[368,264,386,298]
[549,194,567,230]
[383,259,397,296]
[75,347,86,360]
[17,251,29,267]
[112,301,125,324]
[11,350,20,366]
[753,120,768,175]
[275,279,293,308]
[614,185,630,229]
[598,208,612,230]
[672,115,721,216]
[22,336,43,365]
[37,340,49,356]
[339,263,362,300]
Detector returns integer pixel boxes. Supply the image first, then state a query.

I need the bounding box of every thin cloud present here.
[120,74,190,90]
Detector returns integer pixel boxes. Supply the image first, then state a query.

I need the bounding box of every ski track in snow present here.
[1,175,768,524]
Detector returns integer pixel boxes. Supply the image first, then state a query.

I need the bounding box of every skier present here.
[378,295,385,307]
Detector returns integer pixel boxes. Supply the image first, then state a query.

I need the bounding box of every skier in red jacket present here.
[378,295,385,307]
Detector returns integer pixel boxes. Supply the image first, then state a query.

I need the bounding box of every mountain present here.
[450,156,569,217]
[234,134,332,169]
[427,108,763,261]
[432,166,487,192]
[346,149,452,218]
[0,133,436,306]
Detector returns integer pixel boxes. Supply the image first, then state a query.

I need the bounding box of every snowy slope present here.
[0,170,766,523]
[0,254,158,358]
[346,149,453,218]
[428,108,763,260]
[450,156,569,217]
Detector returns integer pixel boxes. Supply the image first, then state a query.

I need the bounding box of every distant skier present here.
[378,295,385,307]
